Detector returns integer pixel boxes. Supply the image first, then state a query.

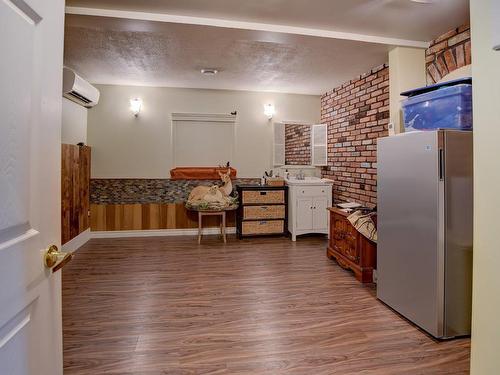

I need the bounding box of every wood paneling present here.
[62,236,470,374]
[90,203,236,231]
[62,144,90,244]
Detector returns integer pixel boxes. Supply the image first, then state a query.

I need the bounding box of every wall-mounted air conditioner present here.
[62,67,100,108]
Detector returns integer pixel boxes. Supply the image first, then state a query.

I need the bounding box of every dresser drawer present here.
[242,220,284,235]
[242,190,284,204]
[243,205,285,220]
[296,186,329,197]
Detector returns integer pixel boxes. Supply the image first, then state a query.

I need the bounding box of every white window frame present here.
[171,112,237,167]
[311,124,328,166]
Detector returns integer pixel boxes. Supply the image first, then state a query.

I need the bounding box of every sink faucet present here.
[297,169,305,180]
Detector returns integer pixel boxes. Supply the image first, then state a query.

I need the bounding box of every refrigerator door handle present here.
[439,148,445,181]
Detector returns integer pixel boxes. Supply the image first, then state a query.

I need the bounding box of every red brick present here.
[465,41,472,65]
[458,24,470,33]
[427,40,447,55]
[455,44,465,68]
[433,28,458,44]
[436,55,449,77]
[427,63,440,84]
[320,66,388,207]
[426,24,471,84]
[443,49,457,71]
[284,124,311,165]
[448,30,470,46]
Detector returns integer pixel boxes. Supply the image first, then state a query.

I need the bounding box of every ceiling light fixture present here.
[201,68,218,76]
[410,0,435,3]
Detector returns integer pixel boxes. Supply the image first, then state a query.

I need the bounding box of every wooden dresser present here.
[327,207,376,283]
[236,184,288,239]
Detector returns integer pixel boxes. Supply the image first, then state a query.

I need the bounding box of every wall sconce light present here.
[130,98,142,117]
[264,104,275,120]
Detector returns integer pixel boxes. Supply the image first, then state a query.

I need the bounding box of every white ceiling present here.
[65,0,469,41]
[63,0,469,95]
[65,15,393,95]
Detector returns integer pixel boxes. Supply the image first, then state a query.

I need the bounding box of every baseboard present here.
[90,227,237,239]
[62,228,91,252]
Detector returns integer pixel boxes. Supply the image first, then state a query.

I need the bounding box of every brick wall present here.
[285,124,311,165]
[426,24,471,84]
[320,64,389,208]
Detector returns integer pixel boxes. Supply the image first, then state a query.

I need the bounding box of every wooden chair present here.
[198,211,226,244]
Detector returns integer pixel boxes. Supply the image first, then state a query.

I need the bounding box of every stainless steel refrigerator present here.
[377,130,473,339]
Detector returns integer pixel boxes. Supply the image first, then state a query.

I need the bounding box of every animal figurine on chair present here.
[217,170,233,197]
[188,170,233,206]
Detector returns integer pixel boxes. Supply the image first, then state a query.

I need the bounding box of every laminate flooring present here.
[62,235,470,374]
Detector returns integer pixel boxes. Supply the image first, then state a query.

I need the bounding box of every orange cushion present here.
[170,167,237,180]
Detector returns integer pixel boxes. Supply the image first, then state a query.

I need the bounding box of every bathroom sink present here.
[288,176,321,181]
[285,176,333,185]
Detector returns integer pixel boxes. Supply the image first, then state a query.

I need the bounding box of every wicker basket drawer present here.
[242,190,284,204]
[243,205,285,220]
[242,220,284,235]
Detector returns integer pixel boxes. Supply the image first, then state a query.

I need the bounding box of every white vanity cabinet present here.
[287,181,333,241]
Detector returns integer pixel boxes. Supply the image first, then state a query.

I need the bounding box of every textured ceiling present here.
[65,0,469,42]
[64,15,392,95]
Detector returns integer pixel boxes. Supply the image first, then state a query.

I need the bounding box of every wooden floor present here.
[62,235,470,375]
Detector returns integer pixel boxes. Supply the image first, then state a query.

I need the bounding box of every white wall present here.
[388,47,426,134]
[87,85,320,178]
[470,1,500,373]
[61,97,88,144]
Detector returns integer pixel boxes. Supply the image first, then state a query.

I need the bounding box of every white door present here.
[0,1,65,374]
[312,197,329,231]
[296,198,313,230]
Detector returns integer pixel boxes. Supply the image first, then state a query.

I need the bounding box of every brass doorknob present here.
[44,245,73,273]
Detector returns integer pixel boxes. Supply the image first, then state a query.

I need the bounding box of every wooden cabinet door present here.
[296,198,313,230]
[62,144,91,244]
[312,196,328,231]
[332,214,346,254]
[343,223,360,263]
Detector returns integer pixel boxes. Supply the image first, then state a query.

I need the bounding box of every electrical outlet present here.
[388,122,396,137]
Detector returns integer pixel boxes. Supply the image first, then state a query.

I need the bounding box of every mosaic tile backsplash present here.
[90,179,260,204]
